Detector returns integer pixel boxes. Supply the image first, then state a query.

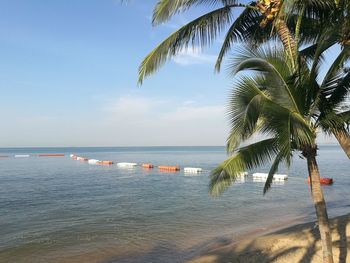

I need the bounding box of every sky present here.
[0,0,339,147]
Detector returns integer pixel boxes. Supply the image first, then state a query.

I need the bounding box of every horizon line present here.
[0,143,340,149]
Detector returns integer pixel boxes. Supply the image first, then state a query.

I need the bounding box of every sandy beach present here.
[30,213,350,263]
[186,213,350,263]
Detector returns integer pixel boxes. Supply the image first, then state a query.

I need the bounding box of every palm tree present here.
[209,42,349,263]
[136,2,349,261]
[138,0,350,158]
[138,0,337,81]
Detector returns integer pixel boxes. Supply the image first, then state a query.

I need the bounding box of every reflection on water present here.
[0,146,349,262]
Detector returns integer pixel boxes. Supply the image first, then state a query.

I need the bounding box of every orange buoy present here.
[38,154,65,157]
[307,177,333,185]
[100,161,113,165]
[158,165,180,171]
[142,164,154,169]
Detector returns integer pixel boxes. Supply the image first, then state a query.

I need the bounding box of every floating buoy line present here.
[0,153,334,184]
[68,154,290,181]
[69,154,190,172]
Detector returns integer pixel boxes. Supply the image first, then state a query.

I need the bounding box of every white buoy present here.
[253,177,286,184]
[273,174,288,180]
[15,155,30,158]
[252,173,268,179]
[252,173,288,181]
[117,162,137,168]
[88,159,100,165]
[184,167,202,173]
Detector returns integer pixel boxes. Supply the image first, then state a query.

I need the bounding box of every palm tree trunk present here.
[333,130,350,158]
[306,147,334,263]
[275,18,297,60]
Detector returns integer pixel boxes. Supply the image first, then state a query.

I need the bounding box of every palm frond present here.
[338,110,350,123]
[309,28,341,80]
[326,71,350,108]
[260,107,315,148]
[294,0,335,20]
[210,138,279,196]
[292,16,324,45]
[228,46,300,112]
[226,76,266,152]
[263,150,287,194]
[289,112,316,146]
[318,111,350,135]
[138,5,233,84]
[215,2,261,72]
[300,43,318,60]
[322,45,350,85]
[152,0,241,25]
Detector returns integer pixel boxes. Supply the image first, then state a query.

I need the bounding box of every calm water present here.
[0,146,349,263]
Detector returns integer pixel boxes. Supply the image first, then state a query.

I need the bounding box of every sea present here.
[0,145,349,263]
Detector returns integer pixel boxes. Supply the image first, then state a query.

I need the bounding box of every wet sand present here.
[7,214,349,263]
[186,213,350,263]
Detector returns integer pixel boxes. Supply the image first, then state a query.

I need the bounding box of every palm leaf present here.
[318,111,350,135]
[210,138,279,196]
[324,72,350,108]
[263,150,287,194]
[229,46,299,113]
[138,5,233,84]
[309,28,341,81]
[322,45,350,86]
[215,2,262,72]
[226,76,266,152]
[152,0,242,25]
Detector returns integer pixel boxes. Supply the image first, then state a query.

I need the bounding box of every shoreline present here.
[2,213,349,263]
[186,213,350,263]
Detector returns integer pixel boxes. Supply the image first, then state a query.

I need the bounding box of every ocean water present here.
[0,146,349,263]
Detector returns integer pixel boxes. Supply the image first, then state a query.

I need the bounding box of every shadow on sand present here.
[101,214,350,263]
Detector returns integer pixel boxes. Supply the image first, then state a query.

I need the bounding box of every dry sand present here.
[186,214,350,263]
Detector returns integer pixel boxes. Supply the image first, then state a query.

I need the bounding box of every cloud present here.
[161,104,224,122]
[105,96,161,117]
[96,96,228,146]
[0,95,338,147]
[104,96,224,123]
[1,96,173,147]
[173,47,217,66]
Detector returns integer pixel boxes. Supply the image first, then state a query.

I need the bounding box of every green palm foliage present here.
[138,0,350,157]
[209,42,349,196]
[138,0,336,84]
[299,0,350,55]
[327,0,350,46]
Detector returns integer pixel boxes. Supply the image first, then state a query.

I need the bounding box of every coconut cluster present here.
[256,0,282,27]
